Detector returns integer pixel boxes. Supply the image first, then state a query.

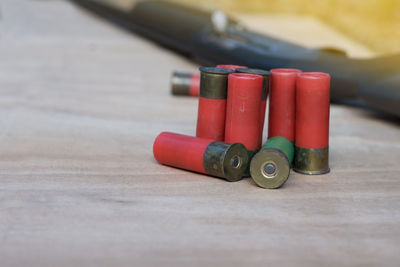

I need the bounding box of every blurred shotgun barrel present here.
[72,0,400,117]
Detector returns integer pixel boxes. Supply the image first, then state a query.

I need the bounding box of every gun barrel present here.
[72,0,400,117]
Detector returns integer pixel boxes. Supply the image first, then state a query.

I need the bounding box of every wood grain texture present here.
[0,1,399,266]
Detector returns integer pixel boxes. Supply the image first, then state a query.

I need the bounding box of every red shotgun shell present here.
[196,67,234,141]
[189,73,200,96]
[268,68,302,142]
[217,64,248,70]
[153,132,249,181]
[225,73,264,154]
[171,71,200,96]
[236,68,271,146]
[294,72,331,175]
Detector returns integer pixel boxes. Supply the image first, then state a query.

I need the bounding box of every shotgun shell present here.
[225,73,264,158]
[250,136,294,189]
[236,68,271,145]
[217,64,248,70]
[268,68,302,142]
[171,71,200,96]
[153,132,249,182]
[294,72,331,175]
[196,67,234,141]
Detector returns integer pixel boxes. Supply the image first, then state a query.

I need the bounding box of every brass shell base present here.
[250,148,290,189]
[294,146,330,175]
[203,142,249,182]
[171,72,191,95]
[199,67,234,99]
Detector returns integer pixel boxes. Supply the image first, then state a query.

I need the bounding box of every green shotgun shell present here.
[203,141,249,182]
[250,136,294,189]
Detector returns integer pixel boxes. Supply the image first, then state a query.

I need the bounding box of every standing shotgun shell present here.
[196,67,234,141]
[153,132,249,182]
[250,136,294,189]
[236,68,271,146]
[217,64,247,70]
[268,68,302,142]
[225,73,264,158]
[171,71,200,96]
[294,72,331,175]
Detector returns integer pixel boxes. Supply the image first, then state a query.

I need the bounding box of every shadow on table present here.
[333,100,400,125]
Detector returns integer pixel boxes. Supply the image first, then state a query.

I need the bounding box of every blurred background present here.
[106,0,400,55]
[1,1,400,266]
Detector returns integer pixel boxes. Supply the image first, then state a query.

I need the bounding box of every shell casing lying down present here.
[153,132,248,182]
[203,141,249,182]
[250,136,294,189]
[171,71,200,96]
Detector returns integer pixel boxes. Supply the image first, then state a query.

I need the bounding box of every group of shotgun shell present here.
[153,64,330,189]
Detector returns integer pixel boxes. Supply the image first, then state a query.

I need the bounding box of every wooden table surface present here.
[1,1,399,266]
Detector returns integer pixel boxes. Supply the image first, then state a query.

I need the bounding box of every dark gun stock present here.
[72,0,400,117]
